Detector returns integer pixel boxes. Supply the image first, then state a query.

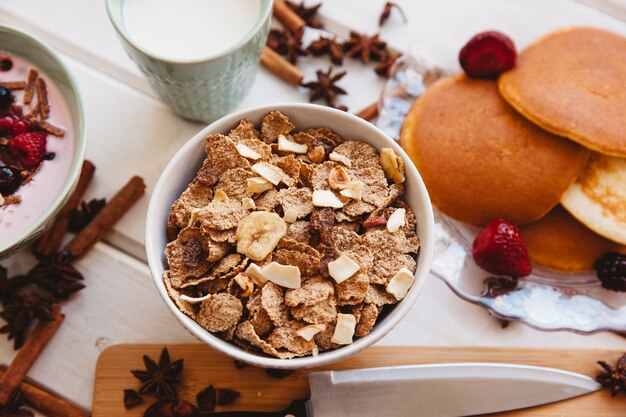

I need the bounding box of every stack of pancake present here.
[401,27,626,272]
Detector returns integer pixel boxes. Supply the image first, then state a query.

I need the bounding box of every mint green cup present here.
[106,0,272,123]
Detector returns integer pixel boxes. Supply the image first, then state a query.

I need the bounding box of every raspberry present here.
[594,252,626,292]
[0,114,18,133]
[459,31,517,78]
[472,218,532,277]
[10,119,30,136]
[8,131,47,169]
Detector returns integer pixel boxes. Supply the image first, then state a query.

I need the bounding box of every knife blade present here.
[203,362,601,417]
[306,363,601,417]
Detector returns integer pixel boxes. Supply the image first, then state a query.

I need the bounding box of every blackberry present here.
[0,165,22,195]
[594,252,626,292]
[0,87,13,109]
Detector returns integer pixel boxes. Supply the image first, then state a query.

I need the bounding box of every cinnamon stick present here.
[261,47,304,86]
[36,78,50,119]
[0,366,88,417]
[273,0,306,34]
[64,176,145,259]
[0,81,26,90]
[0,304,64,405]
[33,160,96,256]
[23,69,38,105]
[355,101,379,121]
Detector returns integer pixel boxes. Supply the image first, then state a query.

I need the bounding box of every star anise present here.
[301,67,348,110]
[28,252,84,301]
[481,276,518,297]
[379,2,407,27]
[286,1,324,29]
[69,198,106,233]
[0,293,55,349]
[0,389,34,417]
[131,348,184,400]
[597,354,626,397]
[307,36,344,65]
[343,31,387,64]
[143,399,196,417]
[374,49,402,77]
[0,267,31,306]
[266,29,308,65]
[123,389,144,410]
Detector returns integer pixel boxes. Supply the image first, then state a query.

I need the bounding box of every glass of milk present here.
[106,0,272,122]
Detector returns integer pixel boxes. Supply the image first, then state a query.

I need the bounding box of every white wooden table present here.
[1,0,626,412]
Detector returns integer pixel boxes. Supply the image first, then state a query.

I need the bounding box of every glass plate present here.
[377,54,626,334]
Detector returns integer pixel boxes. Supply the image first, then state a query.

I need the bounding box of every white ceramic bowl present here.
[146,103,434,369]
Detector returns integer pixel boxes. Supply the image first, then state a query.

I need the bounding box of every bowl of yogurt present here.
[0,25,85,259]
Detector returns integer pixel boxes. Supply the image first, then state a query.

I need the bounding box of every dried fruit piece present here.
[241,197,256,210]
[363,216,387,229]
[245,262,268,286]
[386,267,415,300]
[312,190,343,208]
[379,148,405,184]
[472,218,531,277]
[235,143,262,160]
[247,177,273,194]
[340,180,363,200]
[236,211,287,261]
[261,262,302,289]
[278,134,308,154]
[387,208,406,232]
[252,162,284,185]
[284,208,298,223]
[308,145,326,163]
[331,313,356,345]
[297,324,326,341]
[328,253,360,284]
[213,189,229,202]
[329,151,351,168]
[459,31,517,78]
[234,273,255,297]
[328,166,351,190]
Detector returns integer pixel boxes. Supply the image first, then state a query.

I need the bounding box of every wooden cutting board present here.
[93,345,626,416]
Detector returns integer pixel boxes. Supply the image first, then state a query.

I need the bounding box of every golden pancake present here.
[499,27,626,157]
[561,153,626,245]
[520,205,625,272]
[400,75,590,226]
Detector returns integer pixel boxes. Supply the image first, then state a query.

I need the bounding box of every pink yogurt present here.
[0,54,75,243]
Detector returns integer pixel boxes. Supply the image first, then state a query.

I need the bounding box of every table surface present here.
[1,0,626,413]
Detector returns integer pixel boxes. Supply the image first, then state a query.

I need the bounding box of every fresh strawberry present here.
[8,131,47,169]
[459,31,516,78]
[472,218,532,277]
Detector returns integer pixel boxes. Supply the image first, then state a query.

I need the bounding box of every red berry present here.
[8,131,47,169]
[10,119,30,136]
[472,218,532,277]
[459,31,517,78]
[0,114,17,132]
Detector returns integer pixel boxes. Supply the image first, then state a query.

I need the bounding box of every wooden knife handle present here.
[209,400,307,417]
[273,0,305,33]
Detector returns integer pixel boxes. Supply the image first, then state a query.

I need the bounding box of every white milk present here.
[123,0,263,61]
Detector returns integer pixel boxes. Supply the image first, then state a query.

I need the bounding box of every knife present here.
[207,362,601,416]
